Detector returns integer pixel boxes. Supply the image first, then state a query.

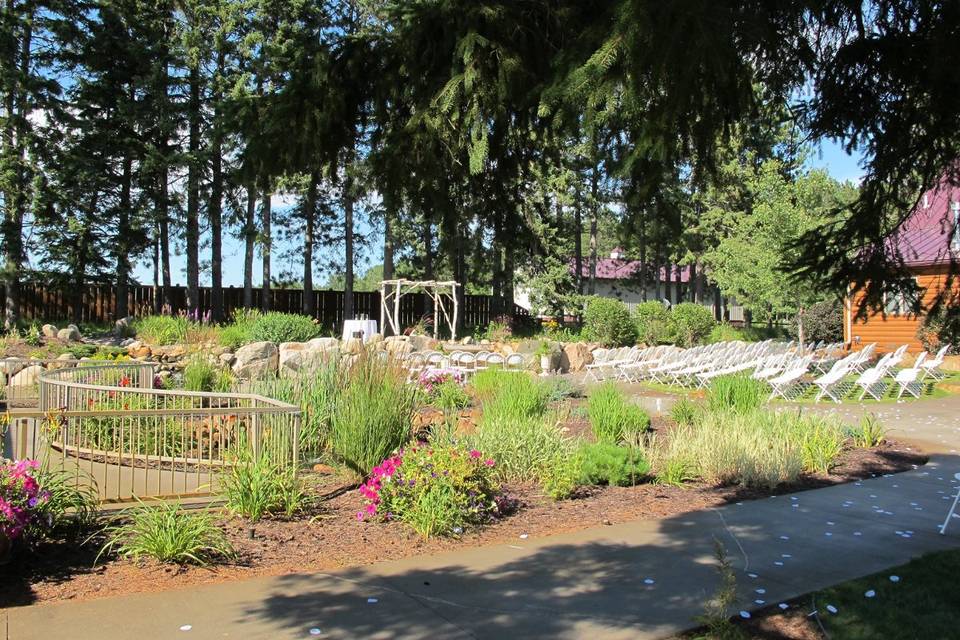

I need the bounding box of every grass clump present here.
[183,356,233,392]
[99,502,234,565]
[479,373,549,423]
[34,464,99,534]
[133,315,189,345]
[249,358,340,459]
[248,312,320,344]
[707,374,767,414]
[670,396,703,427]
[220,453,307,522]
[848,413,886,448]
[577,442,650,487]
[587,382,650,444]
[330,353,417,476]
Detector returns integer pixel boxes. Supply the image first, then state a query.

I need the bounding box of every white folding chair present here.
[894,352,927,399]
[505,354,526,371]
[485,353,505,368]
[767,355,813,401]
[921,344,951,381]
[812,358,853,403]
[939,472,960,535]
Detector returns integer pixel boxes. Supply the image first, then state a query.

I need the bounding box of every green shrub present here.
[540,448,583,500]
[248,312,320,344]
[707,374,767,414]
[99,502,235,565]
[358,443,501,537]
[330,353,417,476]
[65,343,98,359]
[918,305,960,355]
[133,315,189,345]
[469,368,515,402]
[654,457,697,487]
[792,300,843,344]
[582,297,637,347]
[220,453,307,522]
[587,382,651,444]
[431,378,471,411]
[848,414,886,448]
[670,396,703,427]
[706,323,743,344]
[249,358,340,459]
[540,376,579,403]
[219,309,261,349]
[578,442,650,486]
[183,356,233,392]
[668,303,716,347]
[633,301,673,345]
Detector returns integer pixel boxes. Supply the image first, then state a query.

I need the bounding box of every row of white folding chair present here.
[894,351,928,399]
[812,352,862,402]
[584,347,635,381]
[616,346,680,382]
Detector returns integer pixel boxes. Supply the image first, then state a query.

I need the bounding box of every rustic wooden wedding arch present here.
[379,279,459,340]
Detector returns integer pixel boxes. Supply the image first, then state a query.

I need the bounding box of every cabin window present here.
[883,278,921,316]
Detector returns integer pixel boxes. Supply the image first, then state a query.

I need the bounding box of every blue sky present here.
[132,139,865,289]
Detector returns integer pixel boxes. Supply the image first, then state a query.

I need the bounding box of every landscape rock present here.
[461,336,474,345]
[306,337,340,351]
[408,334,439,352]
[367,333,384,346]
[47,353,78,370]
[10,365,44,388]
[57,326,82,342]
[152,344,187,361]
[232,341,278,379]
[41,324,58,339]
[560,342,594,373]
[127,340,152,359]
[218,352,236,366]
[384,336,414,356]
[342,337,364,355]
[114,316,134,337]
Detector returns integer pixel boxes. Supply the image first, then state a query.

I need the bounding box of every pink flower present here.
[469,449,482,459]
[484,459,495,467]
[365,503,377,516]
[356,511,364,521]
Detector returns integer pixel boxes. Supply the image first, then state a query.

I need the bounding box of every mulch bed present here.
[1,440,926,609]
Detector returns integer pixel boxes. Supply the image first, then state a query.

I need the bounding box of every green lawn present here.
[808,549,960,640]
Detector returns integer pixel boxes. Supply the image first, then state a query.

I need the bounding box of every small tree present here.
[582,297,637,347]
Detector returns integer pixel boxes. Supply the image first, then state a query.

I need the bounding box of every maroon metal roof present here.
[571,258,693,283]
[894,179,960,267]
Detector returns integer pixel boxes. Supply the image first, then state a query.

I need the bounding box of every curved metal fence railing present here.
[20,363,301,504]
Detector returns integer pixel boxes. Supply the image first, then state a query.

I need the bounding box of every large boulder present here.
[278,341,336,377]
[126,340,152,359]
[384,336,414,356]
[342,337,364,355]
[408,334,439,352]
[10,364,44,388]
[47,353,78,370]
[232,341,279,379]
[41,324,58,339]
[560,342,594,373]
[57,325,82,342]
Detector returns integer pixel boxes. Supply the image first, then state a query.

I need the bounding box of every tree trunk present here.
[243,181,256,309]
[573,183,583,295]
[383,197,395,281]
[639,210,647,302]
[588,164,599,296]
[160,214,171,310]
[343,162,355,321]
[261,177,271,312]
[422,214,433,319]
[116,151,133,320]
[209,53,224,322]
[185,64,201,312]
[302,170,318,316]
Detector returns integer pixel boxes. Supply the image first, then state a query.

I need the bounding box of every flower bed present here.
[358,443,505,537]
[1,460,50,544]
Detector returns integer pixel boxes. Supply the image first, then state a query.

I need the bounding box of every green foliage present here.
[706,323,743,344]
[468,368,515,402]
[478,373,550,423]
[577,442,650,486]
[247,312,320,344]
[220,453,308,523]
[587,382,650,444]
[133,315,189,346]
[23,323,42,347]
[540,376,579,403]
[582,297,637,347]
[249,358,341,459]
[90,346,129,361]
[329,354,417,476]
[668,303,716,347]
[633,301,673,345]
[465,413,574,488]
[694,540,745,640]
[540,448,583,500]
[918,306,960,355]
[654,457,697,487]
[792,299,843,343]
[99,502,234,566]
[706,374,767,414]
[367,444,501,537]
[33,464,98,534]
[64,343,97,359]
[670,396,704,427]
[848,414,887,449]
[431,378,471,411]
[219,310,262,350]
[183,356,233,393]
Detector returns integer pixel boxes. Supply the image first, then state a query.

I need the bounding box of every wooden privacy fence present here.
[5,283,529,331]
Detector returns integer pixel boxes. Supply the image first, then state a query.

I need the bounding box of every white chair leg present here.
[940,475,960,535]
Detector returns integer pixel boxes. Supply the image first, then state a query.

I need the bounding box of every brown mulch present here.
[0,440,926,609]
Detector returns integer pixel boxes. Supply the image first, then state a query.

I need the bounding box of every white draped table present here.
[342,319,379,342]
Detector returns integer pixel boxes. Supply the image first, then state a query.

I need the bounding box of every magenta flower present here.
[469,449,482,459]
[484,459,495,467]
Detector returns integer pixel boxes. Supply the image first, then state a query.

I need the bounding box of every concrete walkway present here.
[6,399,960,640]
